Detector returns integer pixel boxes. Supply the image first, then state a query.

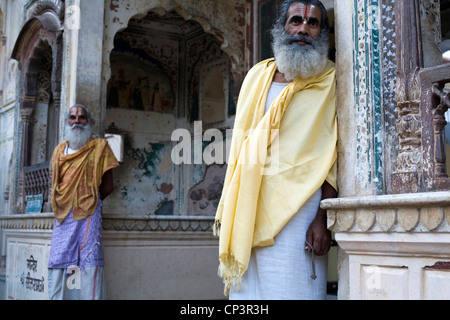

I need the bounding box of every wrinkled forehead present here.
[288,2,322,22]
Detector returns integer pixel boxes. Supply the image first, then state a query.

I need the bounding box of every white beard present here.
[271,27,330,81]
[65,123,92,150]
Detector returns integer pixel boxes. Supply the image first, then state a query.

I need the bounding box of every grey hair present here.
[66,104,91,123]
[275,0,330,33]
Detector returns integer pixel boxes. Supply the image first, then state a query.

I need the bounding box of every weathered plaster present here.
[101,4,237,216]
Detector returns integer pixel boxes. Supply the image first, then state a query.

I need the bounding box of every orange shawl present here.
[51,138,119,223]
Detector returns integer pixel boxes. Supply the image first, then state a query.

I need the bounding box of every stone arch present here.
[103,3,246,87]
[12,18,60,163]
[11,6,64,212]
[106,8,234,120]
[103,4,240,216]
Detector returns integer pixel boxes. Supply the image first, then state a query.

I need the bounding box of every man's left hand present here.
[305,212,331,256]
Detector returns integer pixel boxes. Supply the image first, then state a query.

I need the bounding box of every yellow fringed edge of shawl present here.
[217,252,245,296]
[214,220,246,295]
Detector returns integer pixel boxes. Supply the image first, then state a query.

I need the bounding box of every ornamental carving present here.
[11,1,65,213]
[392,0,424,188]
[322,192,450,233]
[0,214,215,233]
[395,102,422,172]
[30,0,65,20]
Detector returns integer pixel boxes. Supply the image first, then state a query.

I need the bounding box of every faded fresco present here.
[107,51,175,112]
[103,11,231,217]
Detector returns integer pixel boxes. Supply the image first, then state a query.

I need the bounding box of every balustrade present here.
[23,161,50,212]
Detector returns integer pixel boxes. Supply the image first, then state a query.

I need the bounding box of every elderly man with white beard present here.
[214,0,337,299]
[47,104,119,300]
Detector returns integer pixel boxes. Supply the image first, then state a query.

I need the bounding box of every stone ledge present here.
[102,214,215,232]
[0,213,215,232]
[321,191,450,233]
[0,213,54,230]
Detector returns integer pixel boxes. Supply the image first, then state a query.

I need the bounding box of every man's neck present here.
[67,143,80,151]
[66,137,92,151]
[273,71,291,83]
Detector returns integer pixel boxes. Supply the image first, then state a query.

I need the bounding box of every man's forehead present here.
[288,2,322,20]
[69,106,87,115]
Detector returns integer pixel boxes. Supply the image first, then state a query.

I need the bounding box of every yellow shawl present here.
[214,58,337,294]
[51,138,119,223]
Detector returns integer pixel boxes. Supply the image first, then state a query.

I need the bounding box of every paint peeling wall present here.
[101,1,251,216]
[104,108,177,215]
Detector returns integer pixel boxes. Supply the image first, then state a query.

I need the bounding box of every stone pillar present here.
[328,0,450,300]
[390,0,424,194]
[62,0,105,136]
[17,107,34,212]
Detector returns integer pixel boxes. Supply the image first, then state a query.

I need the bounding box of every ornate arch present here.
[10,2,64,212]
[103,1,251,88]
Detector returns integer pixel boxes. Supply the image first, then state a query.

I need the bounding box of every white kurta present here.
[229,81,328,300]
[229,188,327,300]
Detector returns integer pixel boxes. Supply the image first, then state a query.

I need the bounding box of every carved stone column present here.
[391,0,424,194]
[50,30,63,148]
[17,106,34,212]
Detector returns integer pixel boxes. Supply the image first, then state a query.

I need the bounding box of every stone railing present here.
[321,191,450,233]
[23,162,50,197]
[23,161,51,212]
[419,63,450,191]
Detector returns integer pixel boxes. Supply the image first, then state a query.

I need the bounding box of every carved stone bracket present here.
[322,192,450,233]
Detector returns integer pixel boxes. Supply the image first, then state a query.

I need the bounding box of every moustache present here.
[71,123,86,130]
[286,34,314,46]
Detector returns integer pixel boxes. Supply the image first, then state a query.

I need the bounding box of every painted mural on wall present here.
[107,50,175,112]
[103,107,177,216]
[104,28,179,215]
[187,164,226,216]
[103,12,231,217]
[186,32,234,122]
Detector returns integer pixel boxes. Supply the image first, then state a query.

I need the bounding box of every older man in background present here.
[47,104,119,300]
